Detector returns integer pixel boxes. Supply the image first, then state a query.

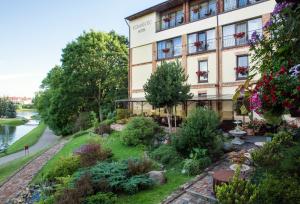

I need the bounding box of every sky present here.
[0,0,164,97]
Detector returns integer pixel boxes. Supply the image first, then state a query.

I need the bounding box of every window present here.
[222,18,262,48]
[197,60,208,83]
[236,55,249,80]
[190,0,216,22]
[188,29,215,54]
[157,37,182,60]
[158,10,184,31]
[224,0,261,12]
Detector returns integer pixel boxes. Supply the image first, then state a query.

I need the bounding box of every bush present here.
[45,156,80,181]
[73,112,92,132]
[216,168,257,204]
[116,109,130,120]
[122,117,163,146]
[86,192,117,204]
[182,148,211,176]
[127,157,153,176]
[72,159,154,194]
[174,108,223,158]
[74,143,112,167]
[95,124,111,135]
[150,145,182,167]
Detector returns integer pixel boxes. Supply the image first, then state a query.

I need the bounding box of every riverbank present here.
[0,123,47,157]
[0,118,28,126]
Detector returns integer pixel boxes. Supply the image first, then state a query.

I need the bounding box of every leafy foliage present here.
[36,31,128,135]
[150,145,182,167]
[122,117,163,146]
[86,192,117,204]
[174,108,223,159]
[0,97,16,118]
[143,60,192,132]
[182,148,211,176]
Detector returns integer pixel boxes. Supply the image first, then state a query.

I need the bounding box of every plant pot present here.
[290,108,300,117]
[246,128,254,136]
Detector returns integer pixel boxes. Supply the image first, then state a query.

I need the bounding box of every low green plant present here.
[116,109,130,120]
[44,156,80,181]
[150,145,182,167]
[86,192,117,204]
[174,108,223,159]
[122,117,163,146]
[127,157,153,176]
[216,168,257,204]
[182,148,211,176]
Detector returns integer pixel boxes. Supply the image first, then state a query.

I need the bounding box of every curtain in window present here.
[208,0,216,15]
[157,41,165,60]
[199,2,208,18]
[173,37,182,56]
[176,10,184,25]
[199,61,208,81]
[190,5,199,22]
[161,14,169,30]
[169,13,176,28]
[237,56,249,79]
[236,23,247,45]
[198,33,206,51]
[188,34,197,54]
[223,24,235,47]
[224,0,237,11]
[248,18,262,39]
[206,29,215,50]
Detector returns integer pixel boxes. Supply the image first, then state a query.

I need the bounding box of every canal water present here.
[0,111,39,148]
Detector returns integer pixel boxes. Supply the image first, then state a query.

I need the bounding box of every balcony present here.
[224,0,262,12]
[222,29,262,48]
[188,38,216,54]
[157,45,182,60]
[156,12,185,32]
[190,1,217,22]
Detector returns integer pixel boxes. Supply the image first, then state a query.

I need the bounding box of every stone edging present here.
[161,155,228,204]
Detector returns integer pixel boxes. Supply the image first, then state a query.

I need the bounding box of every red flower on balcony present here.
[162,48,170,53]
[233,32,246,39]
[194,41,203,48]
[235,66,248,74]
[163,17,171,22]
[196,70,208,77]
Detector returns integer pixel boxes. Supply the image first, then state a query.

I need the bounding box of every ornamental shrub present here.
[182,148,211,176]
[127,157,153,176]
[216,168,257,204]
[45,156,80,181]
[94,124,111,135]
[122,117,163,146]
[174,108,223,159]
[150,145,182,167]
[85,192,117,204]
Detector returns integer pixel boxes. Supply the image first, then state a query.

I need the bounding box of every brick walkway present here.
[0,140,67,203]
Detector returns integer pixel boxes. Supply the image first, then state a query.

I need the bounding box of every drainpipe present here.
[216,1,221,97]
[125,19,131,100]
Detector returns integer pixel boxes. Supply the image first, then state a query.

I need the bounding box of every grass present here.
[0,149,45,183]
[0,118,28,126]
[0,123,47,157]
[33,131,191,204]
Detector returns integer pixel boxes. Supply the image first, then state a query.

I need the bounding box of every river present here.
[0,110,39,148]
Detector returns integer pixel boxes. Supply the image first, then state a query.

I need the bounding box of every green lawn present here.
[0,149,45,183]
[0,118,28,126]
[33,132,191,204]
[0,123,47,157]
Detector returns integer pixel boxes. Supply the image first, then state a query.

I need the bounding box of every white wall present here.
[132,44,153,65]
[131,64,152,90]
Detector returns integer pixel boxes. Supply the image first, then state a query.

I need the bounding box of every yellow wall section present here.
[131,64,152,90]
[132,44,153,65]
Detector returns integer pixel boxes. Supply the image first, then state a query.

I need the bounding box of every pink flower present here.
[250,93,262,113]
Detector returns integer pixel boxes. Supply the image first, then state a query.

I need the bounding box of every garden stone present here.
[148,170,166,185]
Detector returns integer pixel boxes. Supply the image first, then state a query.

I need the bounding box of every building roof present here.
[125,0,185,21]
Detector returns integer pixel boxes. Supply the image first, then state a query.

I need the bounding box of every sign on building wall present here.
[132,20,152,33]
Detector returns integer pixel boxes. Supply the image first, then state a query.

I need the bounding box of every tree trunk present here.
[166,106,172,133]
[98,83,103,122]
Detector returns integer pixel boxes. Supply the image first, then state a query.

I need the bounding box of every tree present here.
[143,60,192,133]
[0,97,16,118]
[36,31,128,135]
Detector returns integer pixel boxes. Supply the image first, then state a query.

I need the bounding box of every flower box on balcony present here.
[192,7,200,13]
[196,70,208,77]
[194,41,203,48]
[205,10,212,16]
[233,32,246,39]
[163,17,171,22]
[162,48,170,53]
[235,66,248,75]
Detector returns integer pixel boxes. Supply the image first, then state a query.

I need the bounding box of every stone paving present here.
[0,140,68,204]
[163,139,261,204]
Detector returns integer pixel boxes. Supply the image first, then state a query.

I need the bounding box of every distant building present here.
[120,0,276,121]
[8,96,32,105]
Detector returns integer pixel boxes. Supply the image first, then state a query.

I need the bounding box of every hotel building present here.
[122,0,276,121]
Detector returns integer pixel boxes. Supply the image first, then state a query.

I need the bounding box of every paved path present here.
[0,140,67,203]
[0,128,60,165]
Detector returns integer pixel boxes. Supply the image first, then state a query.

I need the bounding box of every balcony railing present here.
[223,29,262,48]
[190,3,217,22]
[224,0,262,12]
[157,45,182,60]
[188,38,216,54]
[156,13,185,32]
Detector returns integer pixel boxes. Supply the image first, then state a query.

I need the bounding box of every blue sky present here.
[0,0,164,97]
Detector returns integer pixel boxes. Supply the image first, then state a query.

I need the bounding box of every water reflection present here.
[0,111,39,148]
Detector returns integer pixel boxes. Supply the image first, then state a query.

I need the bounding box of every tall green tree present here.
[144,60,192,132]
[36,31,128,135]
[0,97,16,118]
